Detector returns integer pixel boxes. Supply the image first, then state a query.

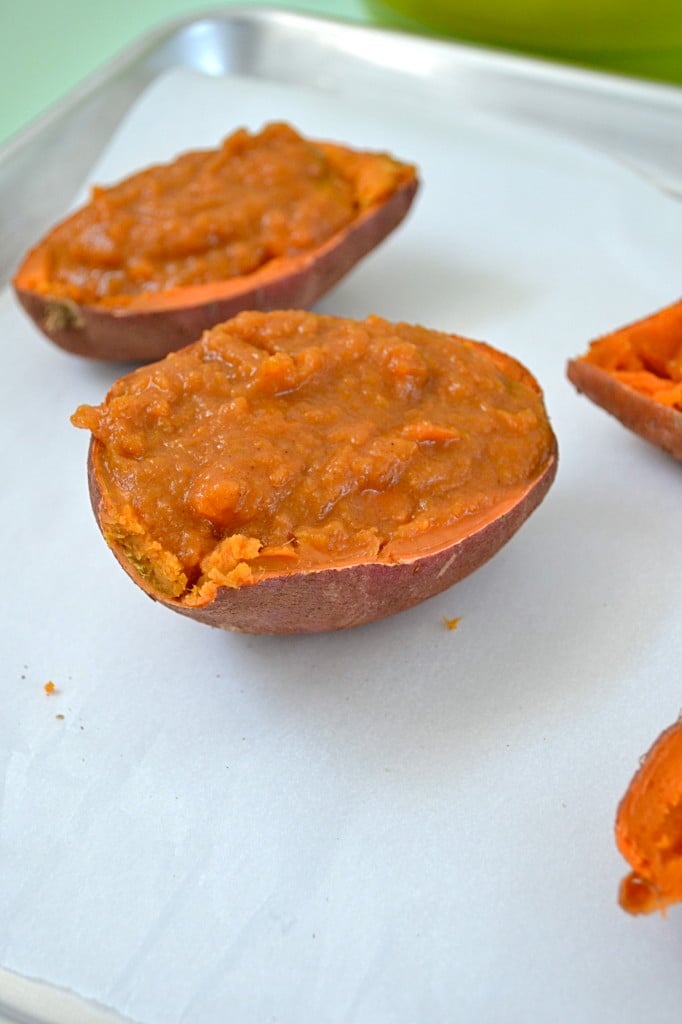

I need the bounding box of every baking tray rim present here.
[3,4,682,289]
[4,3,682,159]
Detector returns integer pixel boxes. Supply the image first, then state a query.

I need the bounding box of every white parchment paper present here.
[1,66,681,1024]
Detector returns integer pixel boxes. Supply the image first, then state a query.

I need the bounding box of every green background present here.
[0,1,367,146]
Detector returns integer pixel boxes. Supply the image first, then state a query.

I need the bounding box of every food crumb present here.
[55,714,65,720]
[442,616,462,630]
[44,681,57,695]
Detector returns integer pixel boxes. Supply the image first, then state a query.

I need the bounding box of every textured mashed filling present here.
[72,311,554,606]
[26,122,411,307]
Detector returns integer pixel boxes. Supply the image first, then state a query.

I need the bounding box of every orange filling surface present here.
[22,123,412,307]
[580,310,682,410]
[72,311,554,605]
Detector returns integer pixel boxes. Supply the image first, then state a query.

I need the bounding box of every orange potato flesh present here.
[567,300,682,461]
[616,718,682,915]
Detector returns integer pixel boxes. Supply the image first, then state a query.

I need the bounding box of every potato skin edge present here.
[85,437,558,635]
[567,358,682,462]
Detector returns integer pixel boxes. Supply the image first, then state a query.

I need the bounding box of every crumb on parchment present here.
[442,616,462,630]
[44,681,57,694]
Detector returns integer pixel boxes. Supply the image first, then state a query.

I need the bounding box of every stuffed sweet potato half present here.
[567,300,682,461]
[72,310,557,634]
[14,123,418,362]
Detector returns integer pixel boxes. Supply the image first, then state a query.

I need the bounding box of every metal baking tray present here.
[2,8,682,1024]
[2,3,682,287]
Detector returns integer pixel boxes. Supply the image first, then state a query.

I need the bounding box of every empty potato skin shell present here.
[85,437,558,635]
[13,175,418,363]
[566,300,682,462]
[566,358,682,462]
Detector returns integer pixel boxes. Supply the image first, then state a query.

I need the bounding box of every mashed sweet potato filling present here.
[23,122,412,307]
[72,311,554,606]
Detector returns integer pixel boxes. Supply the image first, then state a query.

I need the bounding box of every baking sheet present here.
[2,24,682,1024]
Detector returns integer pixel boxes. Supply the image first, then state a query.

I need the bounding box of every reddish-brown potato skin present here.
[85,437,557,635]
[13,176,418,363]
[566,358,682,462]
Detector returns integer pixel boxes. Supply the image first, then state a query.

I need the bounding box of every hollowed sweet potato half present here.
[14,123,418,362]
[567,300,682,461]
[616,717,682,915]
[72,310,558,634]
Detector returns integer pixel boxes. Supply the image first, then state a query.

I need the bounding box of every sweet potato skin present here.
[566,357,682,461]
[14,175,418,363]
[566,301,682,462]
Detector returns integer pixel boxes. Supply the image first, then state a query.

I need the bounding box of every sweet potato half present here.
[567,300,682,461]
[72,310,557,634]
[616,717,682,915]
[14,123,418,362]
